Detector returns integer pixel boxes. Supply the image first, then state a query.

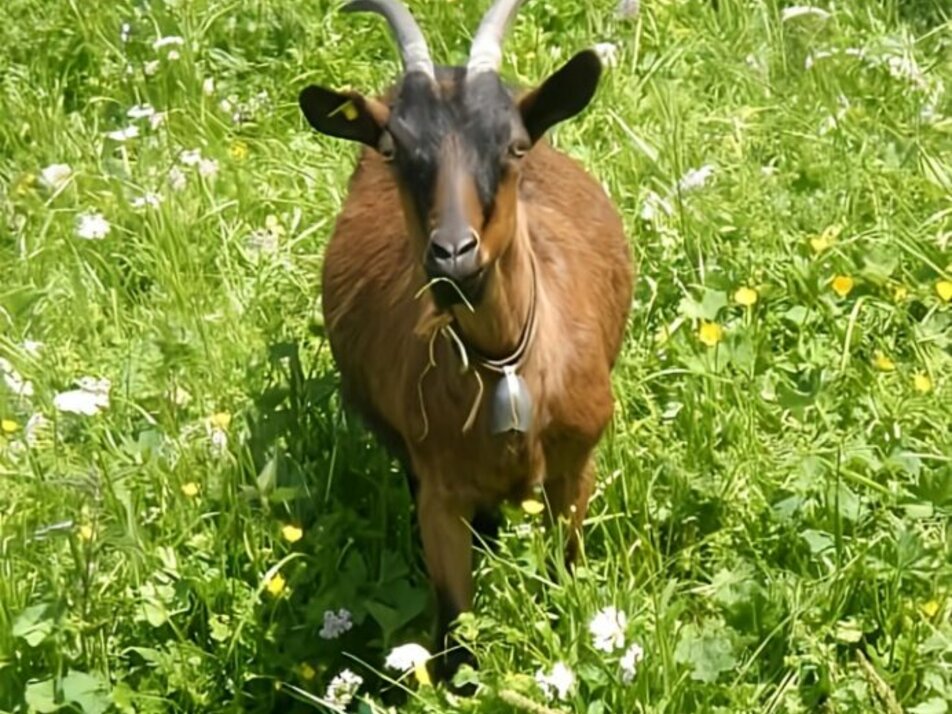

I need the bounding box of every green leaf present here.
[801,529,835,554]
[12,603,54,647]
[674,621,737,683]
[25,678,60,713]
[910,698,949,714]
[679,288,728,321]
[61,669,111,714]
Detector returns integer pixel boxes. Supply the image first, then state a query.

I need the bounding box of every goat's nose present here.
[427,229,480,281]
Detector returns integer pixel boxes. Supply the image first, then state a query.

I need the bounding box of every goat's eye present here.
[378,132,396,162]
[508,140,529,159]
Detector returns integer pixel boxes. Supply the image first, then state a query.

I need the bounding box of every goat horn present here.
[467,0,525,78]
[343,0,435,79]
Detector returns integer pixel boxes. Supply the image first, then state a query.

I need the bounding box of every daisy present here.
[76,212,111,240]
[589,605,628,652]
[535,661,575,701]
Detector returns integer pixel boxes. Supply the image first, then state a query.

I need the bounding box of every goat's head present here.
[300,0,602,306]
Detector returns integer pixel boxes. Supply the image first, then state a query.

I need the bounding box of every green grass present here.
[1,0,951,712]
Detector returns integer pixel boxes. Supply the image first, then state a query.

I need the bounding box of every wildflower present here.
[181,482,199,498]
[593,42,619,68]
[615,0,640,19]
[168,167,187,192]
[127,104,155,120]
[149,112,166,130]
[913,373,932,394]
[535,661,575,701]
[198,158,219,178]
[153,36,185,50]
[144,60,160,77]
[180,148,203,166]
[831,275,854,297]
[39,163,72,192]
[872,351,896,372]
[281,524,303,543]
[202,77,215,95]
[734,286,758,307]
[106,125,139,142]
[921,600,940,618]
[53,377,110,415]
[78,524,94,541]
[210,428,228,455]
[265,572,286,597]
[298,663,316,680]
[781,6,831,22]
[120,22,132,43]
[698,321,723,347]
[324,669,363,709]
[167,50,181,61]
[809,224,840,253]
[0,358,34,397]
[320,608,353,639]
[384,643,431,685]
[620,642,644,684]
[76,212,111,240]
[640,191,672,222]
[131,193,162,210]
[893,285,909,302]
[589,606,628,653]
[677,164,715,192]
[229,140,249,161]
[936,280,952,302]
[25,414,50,445]
[521,498,545,515]
[1,419,18,434]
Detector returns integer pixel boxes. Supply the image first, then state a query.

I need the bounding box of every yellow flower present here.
[210,412,231,430]
[913,373,933,394]
[266,572,286,596]
[893,285,909,302]
[936,280,952,302]
[298,662,316,680]
[1,419,18,434]
[181,482,200,498]
[872,351,895,372]
[14,173,36,196]
[809,224,841,253]
[921,600,940,618]
[414,662,432,687]
[78,524,94,541]
[521,499,544,515]
[229,140,249,161]
[698,321,723,347]
[734,286,758,307]
[281,524,303,543]
[831,275,854,297]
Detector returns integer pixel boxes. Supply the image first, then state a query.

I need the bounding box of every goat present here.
[299,0,634,681]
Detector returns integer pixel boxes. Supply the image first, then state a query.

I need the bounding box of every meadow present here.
[1,0,951,711]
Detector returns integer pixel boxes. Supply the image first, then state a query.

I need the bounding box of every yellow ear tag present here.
[341,101,359,121]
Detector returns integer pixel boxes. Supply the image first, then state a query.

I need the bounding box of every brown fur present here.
[321,133,634,676]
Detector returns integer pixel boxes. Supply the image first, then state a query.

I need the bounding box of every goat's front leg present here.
[543,452,595,568]
[416,482,475,683]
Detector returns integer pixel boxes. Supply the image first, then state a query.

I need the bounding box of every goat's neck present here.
[451,207,534,362]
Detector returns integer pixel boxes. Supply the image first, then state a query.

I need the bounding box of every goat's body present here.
[322,142,632,514]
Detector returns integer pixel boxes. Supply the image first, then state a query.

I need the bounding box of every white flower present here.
[210,427,228,454]
[168,167,187,191]
[202,77,215,95]
[120,22,132,43]
[677,164,715,192]
[886,55,928,90]
[0,357,34,397]
[39,163,72,192]
[593,42,619,68]
[219,98,234,114]
[180,148,203,166]
[535,661,575,701]
[25,413,51,446]
[53,377,110,416]
[106,125,139,142]
[640,190,672,222]
[153,36,185,50]
[324,669,362,709]
[620,642,644,684]
[615,0,639,19]
[149,111,167,130]
[384,643,430,672]
[22,340,43,356]
[76,212,111,240]
[167,50,181,61]
[144,60,160,76]
[781,6,831,22]
[589,605,628,653]
[131,193,162,209]
[198,158,219,178]
[319,608,353,640]
[127,103,155,120]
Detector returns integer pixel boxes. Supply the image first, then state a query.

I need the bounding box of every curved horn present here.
[466,0,525,77]
[343,0,435,78]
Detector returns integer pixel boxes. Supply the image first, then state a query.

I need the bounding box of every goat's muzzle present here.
[425,226,482,291]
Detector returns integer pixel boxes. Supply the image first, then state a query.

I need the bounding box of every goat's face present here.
[299,1,602,307]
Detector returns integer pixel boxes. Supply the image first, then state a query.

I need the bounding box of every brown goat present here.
[299,0,633,681]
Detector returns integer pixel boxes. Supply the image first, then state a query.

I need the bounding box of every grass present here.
[1,0,951,711]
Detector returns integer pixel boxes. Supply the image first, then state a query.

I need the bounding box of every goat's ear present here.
[518,50,602,145]
[299,85,390,148]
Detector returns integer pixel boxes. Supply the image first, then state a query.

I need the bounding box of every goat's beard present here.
[427,267,487,310]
